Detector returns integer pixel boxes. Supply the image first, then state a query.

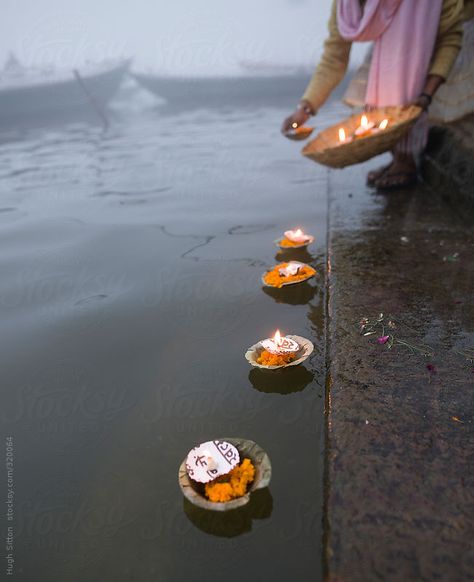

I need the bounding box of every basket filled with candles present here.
[245,329,314,370]
[275,228,314,250]
[178,438,272,511]
[301,105,422,168]
[262,260,316,288]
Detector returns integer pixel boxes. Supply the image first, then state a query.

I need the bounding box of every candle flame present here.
[379,118,389,130]
[338,128,346,142]
[361,114,368,128]
[295,228,303,236]
[292,122,298,129]
[273,329,282,346]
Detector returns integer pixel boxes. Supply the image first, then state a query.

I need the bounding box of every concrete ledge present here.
[325,160,474,581]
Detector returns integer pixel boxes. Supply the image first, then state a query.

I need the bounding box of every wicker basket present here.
[302,105,422,168]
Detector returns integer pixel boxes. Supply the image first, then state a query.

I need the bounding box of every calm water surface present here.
[0,84,345,581]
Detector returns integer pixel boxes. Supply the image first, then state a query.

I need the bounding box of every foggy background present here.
[1,0,365,74]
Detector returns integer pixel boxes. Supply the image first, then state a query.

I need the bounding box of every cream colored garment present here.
[430,18,474,121]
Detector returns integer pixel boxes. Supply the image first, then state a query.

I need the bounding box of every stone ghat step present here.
[324,159,474,581]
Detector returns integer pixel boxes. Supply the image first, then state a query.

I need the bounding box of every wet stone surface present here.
[325,159,474,581]
[422,114,474,208]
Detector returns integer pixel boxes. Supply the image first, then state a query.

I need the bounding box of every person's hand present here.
[281,109,309,134]
[410,93,432,112]
[281,101,315,135]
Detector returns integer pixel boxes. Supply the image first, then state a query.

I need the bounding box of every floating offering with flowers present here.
[245,331,314,370]
[178,438,272,511]
[276,228,314,249]
[262,260,316,288]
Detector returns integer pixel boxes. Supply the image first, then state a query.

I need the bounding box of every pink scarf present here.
[337,0,443,107]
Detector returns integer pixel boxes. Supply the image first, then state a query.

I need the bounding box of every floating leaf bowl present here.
[261,262,316,288]
[178,438,272,512]
[245,334,314,370]
[274,235,314,250]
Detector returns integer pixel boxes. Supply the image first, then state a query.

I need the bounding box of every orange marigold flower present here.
[204,482,233,503]
[279,237,303,248]
[257,349,296,366]
[205,458,255,503]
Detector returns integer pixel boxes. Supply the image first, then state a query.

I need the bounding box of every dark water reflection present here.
[262,282,319,306]
[274,247,315,263]
[249,366,315,395]
[183,488,273,538]
[0,83,346,581]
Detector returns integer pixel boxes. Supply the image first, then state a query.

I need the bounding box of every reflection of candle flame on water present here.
[338,128,346,142]
[379,118,389,130]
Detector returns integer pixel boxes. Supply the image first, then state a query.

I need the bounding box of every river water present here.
[0,79,346,581]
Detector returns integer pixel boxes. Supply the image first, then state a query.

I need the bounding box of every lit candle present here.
[284,228,311,243]
[354,114,375,136]
[185,440,240,483]
[261,330,300,355]
[202,451,218,472]
[278,260,303,277]
[372,118,389,133]
[338,127,353,144]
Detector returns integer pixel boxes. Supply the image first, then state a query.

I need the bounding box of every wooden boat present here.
[0,54,131,125]
[130,70,312,110]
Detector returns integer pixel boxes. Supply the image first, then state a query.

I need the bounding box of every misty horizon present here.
[2,0,366,75]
